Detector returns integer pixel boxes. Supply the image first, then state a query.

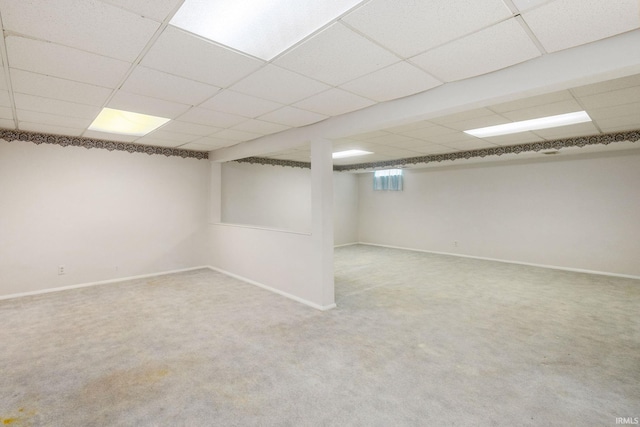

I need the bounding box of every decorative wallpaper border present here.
[0,128,209,160]
[234,129,640,171]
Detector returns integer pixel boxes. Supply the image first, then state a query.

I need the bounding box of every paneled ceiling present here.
[0,0,639,165]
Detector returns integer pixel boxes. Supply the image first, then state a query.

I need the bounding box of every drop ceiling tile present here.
[481,132,543,146]
[189,136,236,149]
[490,90,574,113]
[200,90,283,118]
[571,74,640,97]
[16,109,92,129]
[141,26,264,87]
[0,0,159,62]
[231,119,290,135]
[177,142,216,151]
[121,66,220,105]
[6,36,130,88]
[212,129,261,142]
[588,102,640,121]
[14,93,100,119]
[82,130,138,142]
[594,116,640,133]
[439,139,498,150]
[0,68,6,91]
[0,106,14,120]
[532,122,600,139]
[0,91,11,108]
[348,130,392,140]
[258,107,328,127]
[293,88,375,116]
[364,134,416,145]
[511,0,553,12]
[406,143,453,154]
[101,0,182,22]
[142,129,198,144]
[274,23,399,86]
[411,19,541,82]
[108,91,190,118]
[429,132,483,144]
[578,86,640,110]
[11,69,112,107]
[400,125,459,140]
[430,108,497,125]
[522,0,640,53]
[178,108,248,128]
[391,138,440,150]
[445,115,511,132]
[340,61,442,102]
[159,120,221,136]
[501,99,584,121]
[19,122,84,136]
[0,118,15,128]
[343,0,511,58]
[384,121,435,134]
[230,65,330,105]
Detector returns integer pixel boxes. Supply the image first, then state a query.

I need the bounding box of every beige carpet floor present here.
[1,244,638,426]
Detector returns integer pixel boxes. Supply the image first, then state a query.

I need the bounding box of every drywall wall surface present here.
[0,140,210,295]
[333,172,359,246]
[221,162,311,233]
[221,162,358,244]
[357,150,640,277]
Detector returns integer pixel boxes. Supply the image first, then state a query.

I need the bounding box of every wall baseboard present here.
[207,266,337,311]
[334,242,359,248]
[0,266,211,301]
[359,242,640,281]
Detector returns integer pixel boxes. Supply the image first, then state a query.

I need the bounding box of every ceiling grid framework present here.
[0,0,637,164]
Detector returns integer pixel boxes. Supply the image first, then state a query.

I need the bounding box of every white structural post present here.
[310,138,335,309]
[209,161,222,223]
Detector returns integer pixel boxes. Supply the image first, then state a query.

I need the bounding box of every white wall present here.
[221,162,359,245]
[0,140,210,296]
[358,150,640,277]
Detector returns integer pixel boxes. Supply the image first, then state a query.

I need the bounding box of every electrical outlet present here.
[58,265,65,275]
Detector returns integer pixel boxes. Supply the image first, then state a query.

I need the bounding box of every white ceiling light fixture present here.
[464,111,592,138]
[332,149,373,159]
[88,108,170,136]
[170,0,366,61]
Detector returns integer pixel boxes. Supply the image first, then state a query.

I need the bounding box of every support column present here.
[209,161,221,223]
[310,138,335,309]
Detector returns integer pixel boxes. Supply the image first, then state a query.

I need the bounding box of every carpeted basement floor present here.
[1,244,639,426]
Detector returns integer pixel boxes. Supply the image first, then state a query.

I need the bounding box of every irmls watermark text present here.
[616,417,639,425]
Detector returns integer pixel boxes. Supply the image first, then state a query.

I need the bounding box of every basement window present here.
[373,169,403,191]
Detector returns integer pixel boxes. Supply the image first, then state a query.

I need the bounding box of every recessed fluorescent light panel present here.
[170,0,366,60]
[88,108,170,136]
[464,111,592,138]
[332,149,373,159]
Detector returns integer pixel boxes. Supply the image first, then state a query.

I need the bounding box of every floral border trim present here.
[235,157,311,169]
[0,128,209,160]
[236,129,640,171]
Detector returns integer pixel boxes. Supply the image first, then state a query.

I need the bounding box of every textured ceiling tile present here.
[213,129,262,142]
[11,69,112,107]
[404,143,453,154]
[16,109,92,129]
[481,131,544,146]
[230,65,330,105]
[522,0,640,53]
[14,93,100,119]
[231,119,290,135]
[445,114,511,132]
[258,107,328,127]
[430,108,497,125]
[340,61,441,102]
[383,121,436,134]
[19,122,85,136]
[400,125,458,140]
[342,0,512,58]
[6,36,131,88]
[578,86,640,110]
[178,142,217,151]
[178,108,248,128]
[142,130,198,144]
[108,91,191,119]
[100,0,183,22]
[0,118,16,128]
[490,90,574,113]
[501,99,584,121]
[121,66,220,106]
[595,116,640,133]
[363,133,416,145]
[0,68,6,91]
[188,136,237,148]
[133,137,184,147]
[159,120,221,136]
[587,102,640,121]
[438,139,498,150]
[0,106,14,120]
[411,19,541,82]
[274,23,399,86]
[532,121,600,139]
[141,26,264,87]
[200,90,283,118]
[82,130,138,142]
[293,88,374,116]
[0,0,159,62]
[0,91,11,108]
[571,74,640,97]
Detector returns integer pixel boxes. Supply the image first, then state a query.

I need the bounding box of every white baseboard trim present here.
[207,266,337,311]
[359,242,640,281]
[0,266,211,301]
[334,242,359,248]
